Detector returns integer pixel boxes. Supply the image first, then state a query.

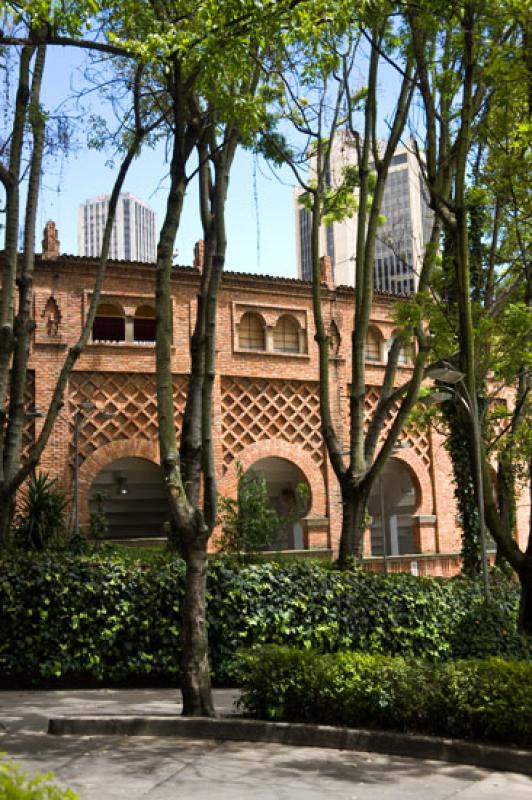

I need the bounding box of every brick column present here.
[303,517,330,550]
[412,515,437,553]
[363,523,372,556]
[265,325,274,352]
[125,315,134,343]
[429,426,461,554]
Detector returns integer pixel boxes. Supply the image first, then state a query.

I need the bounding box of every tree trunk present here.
[337,484,368,568]
[518,546,532,635]
[496,455,516,567]
[0,492,14,544]
[152,80,216,715]
[0,45,35,545]
[0,67,147,550]
[3,44,46,492]
[181,528,215,716]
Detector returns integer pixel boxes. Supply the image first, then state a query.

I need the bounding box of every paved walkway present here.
[1,689,531,799]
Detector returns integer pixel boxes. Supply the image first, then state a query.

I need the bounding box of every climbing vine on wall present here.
[441,399,482,577]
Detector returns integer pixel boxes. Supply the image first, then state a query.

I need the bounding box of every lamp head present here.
[429,364,465,384]
[421,390,453,406]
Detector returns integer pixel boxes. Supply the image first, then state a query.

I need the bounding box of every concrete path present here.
[1,689,531,799]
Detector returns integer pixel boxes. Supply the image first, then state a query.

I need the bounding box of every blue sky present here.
[29,41,401,279]
[36,46,299,278]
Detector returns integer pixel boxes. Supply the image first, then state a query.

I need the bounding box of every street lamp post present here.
[378,472,388,575]
[425,366,490,602]
[73,402,95,538]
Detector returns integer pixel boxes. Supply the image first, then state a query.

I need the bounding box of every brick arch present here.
[366,319,389,340]
[389,451,432,516]
[367,323,384,342]
[235,308,267,327]
[365,325,383,361]
[78,438,159,522]
[95,299,126,316]
[388,328,416,363]
[219,440,327,517]
[134,303,156,317]
[275,312,302,330]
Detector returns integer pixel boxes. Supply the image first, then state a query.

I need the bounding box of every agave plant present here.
[14,471,67,551]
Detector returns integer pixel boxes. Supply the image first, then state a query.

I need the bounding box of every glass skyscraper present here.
[295,134,433,293]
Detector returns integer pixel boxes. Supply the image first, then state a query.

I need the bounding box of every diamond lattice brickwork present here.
[221,376,323,470]
[364,386,431,466]
[69,372,187,463]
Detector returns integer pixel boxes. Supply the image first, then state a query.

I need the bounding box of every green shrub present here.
[217,463,308,555]
[235,646,532,747]
[450,600,532,660]
[0,554,185,682]
[0,554,529,685]
[0,756,78,799]
[13,472,67,551]
[217,463,287,554]
[207,562,530,679]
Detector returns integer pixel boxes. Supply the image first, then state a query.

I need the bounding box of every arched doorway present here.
[368,458,417,556]
[246,457,310,550]
[88,457,169,539]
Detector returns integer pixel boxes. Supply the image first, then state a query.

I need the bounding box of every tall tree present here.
[265,8,444,565]
[406,0,531,630]
[0,4,157,542]
[107,0,306,714]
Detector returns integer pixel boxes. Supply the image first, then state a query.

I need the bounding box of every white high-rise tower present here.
[295,134,433,293]
[78,193,157,263]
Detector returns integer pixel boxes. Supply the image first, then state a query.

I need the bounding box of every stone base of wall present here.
[362,553,463,577]
[362,552,496,578]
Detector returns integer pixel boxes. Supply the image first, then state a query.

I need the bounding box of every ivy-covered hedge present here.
[235,646,532,747]
[0,554,529,684]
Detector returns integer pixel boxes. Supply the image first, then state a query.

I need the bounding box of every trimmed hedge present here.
[0,554,185,682]
[235,645,532,747]
[0,554,529,684]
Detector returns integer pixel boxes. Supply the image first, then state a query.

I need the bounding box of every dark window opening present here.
[92,303,125,342]
[134,317,156,342]
[92,316,125,342]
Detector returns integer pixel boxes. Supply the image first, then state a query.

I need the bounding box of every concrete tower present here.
[78,193,157,263]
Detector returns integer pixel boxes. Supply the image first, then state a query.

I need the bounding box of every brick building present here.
[16,222,529,575]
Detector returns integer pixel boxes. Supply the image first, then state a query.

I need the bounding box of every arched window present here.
[238,312,265,351]
[397,342,414,365]
[92,303,125,342]
[389,334,414,365]
[134,304,156,343]
[365,328,381,361]
[273,314,299,353]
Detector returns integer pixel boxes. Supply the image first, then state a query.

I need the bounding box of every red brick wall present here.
[13,251,527,566]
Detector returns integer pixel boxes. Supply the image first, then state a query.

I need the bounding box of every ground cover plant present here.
[235,646,532,747]
[0,555,529,685]
[0,756,78,799]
